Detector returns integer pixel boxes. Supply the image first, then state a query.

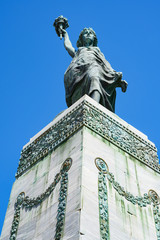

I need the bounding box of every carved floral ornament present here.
[95,157,160,240]
[95,157,109,174]
[9,158,72,240]
[148,189,160,205]
[9,156,160,240]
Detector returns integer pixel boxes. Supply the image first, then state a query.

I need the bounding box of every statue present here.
[54,16,128,113]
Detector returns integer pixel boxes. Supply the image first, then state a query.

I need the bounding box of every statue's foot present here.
[121,80,128,92]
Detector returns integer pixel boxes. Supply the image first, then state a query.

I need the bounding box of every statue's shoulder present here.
[95,47,100,50]
[95,47,102,52]
[76,47,84,54]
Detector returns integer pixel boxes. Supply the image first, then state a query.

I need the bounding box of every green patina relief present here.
[95,157,160,240]
[98,173,110,240]
[9,192,25,240]
[95,158,110,240]
[148,190,160,239]
[9,158,72,240]
[54,158,72,240]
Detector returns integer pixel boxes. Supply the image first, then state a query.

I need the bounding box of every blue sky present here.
[0,0,160,234]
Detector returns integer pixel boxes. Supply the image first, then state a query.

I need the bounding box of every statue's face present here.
[82,29,94,46]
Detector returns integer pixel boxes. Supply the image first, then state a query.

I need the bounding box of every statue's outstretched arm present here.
[62,29,76,58]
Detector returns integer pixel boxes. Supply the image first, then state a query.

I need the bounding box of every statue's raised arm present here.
[53,15,75,58]
[54,16,128,113]
[62,29,75,58]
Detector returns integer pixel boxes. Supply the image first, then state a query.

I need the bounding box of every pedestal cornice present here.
[16,95,160,178]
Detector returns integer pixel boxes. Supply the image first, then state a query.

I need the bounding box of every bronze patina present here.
[54,16,127,112]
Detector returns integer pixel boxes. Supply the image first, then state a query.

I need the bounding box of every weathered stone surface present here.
[1,131,82,240]
[82,127,159,240]
[1,95,160,240]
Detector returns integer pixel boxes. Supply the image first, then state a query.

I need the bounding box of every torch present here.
[53,15,69,40]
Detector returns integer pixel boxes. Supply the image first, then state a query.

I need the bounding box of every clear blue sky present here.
[0,0,160,234]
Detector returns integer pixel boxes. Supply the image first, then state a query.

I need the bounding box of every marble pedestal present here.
[1,95,160,240]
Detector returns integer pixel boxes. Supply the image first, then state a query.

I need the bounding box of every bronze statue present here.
[54,16,127,112]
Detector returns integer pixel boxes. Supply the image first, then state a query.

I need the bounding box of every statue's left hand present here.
[121,80,128,92]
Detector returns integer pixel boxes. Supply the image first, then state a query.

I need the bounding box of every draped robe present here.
[64,46,121,112]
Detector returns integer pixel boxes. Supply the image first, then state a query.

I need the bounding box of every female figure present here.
[62,28,127,112]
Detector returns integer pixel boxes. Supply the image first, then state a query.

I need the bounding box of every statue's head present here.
[77,28,98,48]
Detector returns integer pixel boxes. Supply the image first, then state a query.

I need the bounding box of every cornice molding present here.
[16,99,160,178]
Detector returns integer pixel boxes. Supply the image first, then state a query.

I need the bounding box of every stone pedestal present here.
[1,95,160,240]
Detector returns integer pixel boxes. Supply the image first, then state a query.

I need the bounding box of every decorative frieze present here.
[55,172,68,240]
[148,190,160,240]
[16,99,160,178]
[9,192,25,240]
[16,105,84,178]
[55,158,72,240]
[9,158,72,240]
[84,102,159,171]
[96,158,110,240]
[95,158,160,240]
